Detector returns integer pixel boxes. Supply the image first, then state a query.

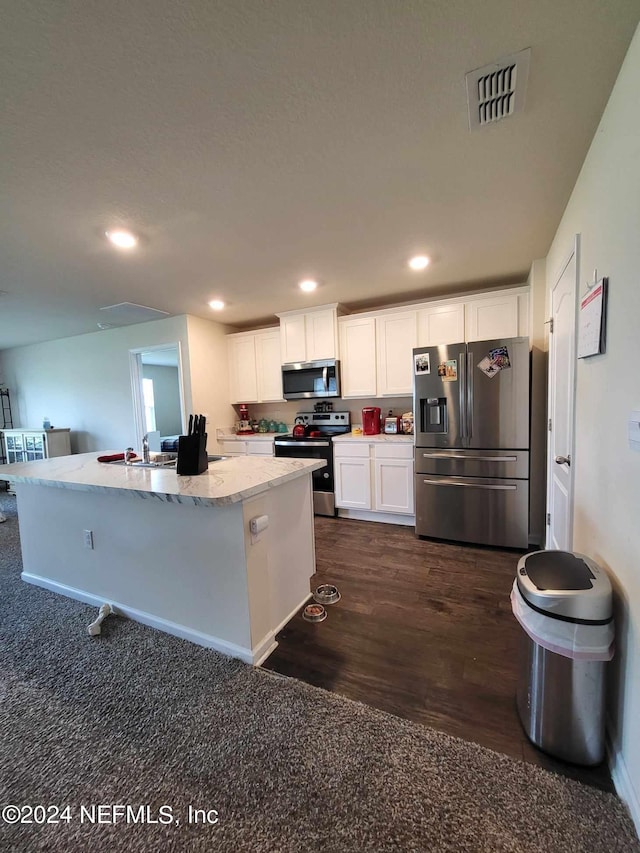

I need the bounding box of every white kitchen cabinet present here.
[277,304,339,364]
[376,311,418,396]
[373,443,414,514]
[220,437,274,457]
[334,442,372,510]
[227,328,283,404]
[338,316,377,397]
[2,428,71,464]
[255,330,283,402]
[465,291,528,341]
[418,302,465,346]
[334,439,414,518]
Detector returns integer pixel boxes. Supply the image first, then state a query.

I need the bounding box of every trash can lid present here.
[516,550,612,623]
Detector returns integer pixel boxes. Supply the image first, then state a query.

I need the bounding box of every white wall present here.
[142,364,182,436]
[0,316,191,453]
[545,24,640,826]
[185,315,236,452]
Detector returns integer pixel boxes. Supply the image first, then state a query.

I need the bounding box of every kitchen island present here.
[0,452,325,664]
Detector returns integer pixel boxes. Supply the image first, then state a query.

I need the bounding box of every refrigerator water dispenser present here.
[420,397,447,434]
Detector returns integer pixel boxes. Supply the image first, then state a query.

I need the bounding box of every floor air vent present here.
[466,48,530,130]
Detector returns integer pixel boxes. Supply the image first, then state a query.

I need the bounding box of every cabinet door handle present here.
[421,453,517,462]
[422,479,517,490]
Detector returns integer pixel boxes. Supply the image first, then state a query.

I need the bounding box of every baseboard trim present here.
[21,572,256,664]
[607,722,640,836]
[253,592,313,667]
[337,509,415,527]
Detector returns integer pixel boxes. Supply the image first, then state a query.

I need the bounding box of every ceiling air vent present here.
[465,48,531,130]
[99,302,170,326]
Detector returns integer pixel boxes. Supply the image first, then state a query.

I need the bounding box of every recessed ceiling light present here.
[106,229,138,249]
[299,279,318,292]
[208,299,225,310]
[408,255,430,271]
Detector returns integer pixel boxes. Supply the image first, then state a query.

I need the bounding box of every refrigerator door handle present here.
[421,479,517,491]
[458,352,466,437]
[420,453,517,462]
[466,351,474,438]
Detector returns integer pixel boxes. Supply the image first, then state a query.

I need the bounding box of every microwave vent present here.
[466,48,531,130]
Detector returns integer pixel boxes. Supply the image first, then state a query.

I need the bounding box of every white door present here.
[546,242,578,550]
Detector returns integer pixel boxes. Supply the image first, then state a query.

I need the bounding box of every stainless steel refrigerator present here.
[413,337,530,549]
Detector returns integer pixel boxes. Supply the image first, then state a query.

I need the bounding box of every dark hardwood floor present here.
[263,515,613,792]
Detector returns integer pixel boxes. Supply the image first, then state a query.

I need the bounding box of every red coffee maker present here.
[362,406,381,435]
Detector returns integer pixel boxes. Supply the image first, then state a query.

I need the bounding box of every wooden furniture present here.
[1,428,71,464]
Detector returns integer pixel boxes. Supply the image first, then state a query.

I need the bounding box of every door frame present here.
[129,342,188,447]
[545,235,580,550]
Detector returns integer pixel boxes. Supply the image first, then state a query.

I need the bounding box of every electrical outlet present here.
[83,529,94,550]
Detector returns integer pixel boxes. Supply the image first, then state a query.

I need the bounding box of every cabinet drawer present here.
[246,441,274,456]
[221,440,246,455]
[334,442,371,459]
[374,442,414,460]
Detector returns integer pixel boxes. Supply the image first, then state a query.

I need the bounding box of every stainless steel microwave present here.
[281,359,341,400]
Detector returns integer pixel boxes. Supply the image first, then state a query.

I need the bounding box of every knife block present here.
[176,433,208,475]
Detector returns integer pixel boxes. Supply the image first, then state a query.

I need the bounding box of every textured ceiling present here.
[1,1,638,348]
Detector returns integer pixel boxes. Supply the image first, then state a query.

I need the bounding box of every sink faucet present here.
[142,433,150,463]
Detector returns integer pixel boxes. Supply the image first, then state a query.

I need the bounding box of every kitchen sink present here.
[109,459,177,468]
[109,456,227,468]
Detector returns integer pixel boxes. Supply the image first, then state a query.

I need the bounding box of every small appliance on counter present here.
[236,403,254,435]
[362,406,381,435]
[384,413,402,434]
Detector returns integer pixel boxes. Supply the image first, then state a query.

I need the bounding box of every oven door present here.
[274,439,334,515]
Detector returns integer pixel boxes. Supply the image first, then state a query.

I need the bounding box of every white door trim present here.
[545,234,580,550]
[128,342,187,446]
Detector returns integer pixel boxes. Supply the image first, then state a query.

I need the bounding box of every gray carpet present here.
[0,492,638,853]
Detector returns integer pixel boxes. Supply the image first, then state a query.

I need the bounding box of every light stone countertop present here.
[0,452,325,507]
[332,433,414,443]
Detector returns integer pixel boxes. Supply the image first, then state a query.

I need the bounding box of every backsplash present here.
[231,397,413,430]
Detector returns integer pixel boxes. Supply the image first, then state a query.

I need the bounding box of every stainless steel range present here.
[273,411,351,516]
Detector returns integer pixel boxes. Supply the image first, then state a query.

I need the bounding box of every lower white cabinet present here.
[334,440,414,517]
[220,438,274,457]
[334,443,372,509]
[373,443,414,514]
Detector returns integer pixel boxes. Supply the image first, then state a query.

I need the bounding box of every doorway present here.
[129,343,187,450]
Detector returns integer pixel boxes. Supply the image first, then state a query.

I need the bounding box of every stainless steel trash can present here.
[513,550,614,766]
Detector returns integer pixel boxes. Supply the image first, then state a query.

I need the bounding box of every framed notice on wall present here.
[578,277,608,358]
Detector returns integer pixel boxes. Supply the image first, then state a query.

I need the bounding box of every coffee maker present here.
[362,406,381,435]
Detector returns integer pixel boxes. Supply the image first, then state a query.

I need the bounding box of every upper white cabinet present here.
[418,302,465,346]
[376,311,418,396]
[227,328,283,404]
[338,316,377,397]
[277,304,339,364]
[465,291,529,341]
[255,330,283,402]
